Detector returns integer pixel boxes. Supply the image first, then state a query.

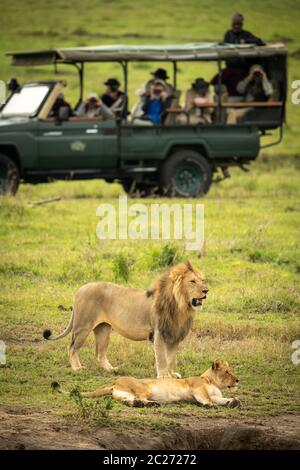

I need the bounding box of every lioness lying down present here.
[52,360,241,409]
[43,262,208,378]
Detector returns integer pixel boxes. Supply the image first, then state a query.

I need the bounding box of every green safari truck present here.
[0,43,287,197]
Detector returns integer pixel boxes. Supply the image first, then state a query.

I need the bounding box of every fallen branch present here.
[28,196,61,208]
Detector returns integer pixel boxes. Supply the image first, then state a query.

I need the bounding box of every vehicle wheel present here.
[159,150,212,197]
[121,180,157,197]
[0,154,20,195]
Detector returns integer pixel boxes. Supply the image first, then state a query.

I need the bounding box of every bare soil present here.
[0,405,299,450]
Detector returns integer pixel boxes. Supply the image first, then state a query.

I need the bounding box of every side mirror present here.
[57,106,70,122]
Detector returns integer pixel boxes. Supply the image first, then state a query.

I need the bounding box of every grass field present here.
[0,0,300,447]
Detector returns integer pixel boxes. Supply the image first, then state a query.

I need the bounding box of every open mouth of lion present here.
[191,296,206,307]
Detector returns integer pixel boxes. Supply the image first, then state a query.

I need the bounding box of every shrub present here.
[112,253,131,282]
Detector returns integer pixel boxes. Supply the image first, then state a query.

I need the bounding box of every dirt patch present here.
[0,405,299,450]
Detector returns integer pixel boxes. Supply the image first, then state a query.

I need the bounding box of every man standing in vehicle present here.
[224,13,264,45]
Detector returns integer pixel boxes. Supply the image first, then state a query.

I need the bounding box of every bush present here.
[70,386,113,426]
[112,253,131,282]
[149,243,181,270]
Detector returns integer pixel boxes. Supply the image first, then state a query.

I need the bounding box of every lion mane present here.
[151,261,197,344]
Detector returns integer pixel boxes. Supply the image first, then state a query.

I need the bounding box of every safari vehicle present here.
[0,43,287,197]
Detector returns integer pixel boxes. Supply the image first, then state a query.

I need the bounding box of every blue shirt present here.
[146,99,163,124]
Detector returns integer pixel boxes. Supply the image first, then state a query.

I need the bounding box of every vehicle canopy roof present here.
[6,42,287,65]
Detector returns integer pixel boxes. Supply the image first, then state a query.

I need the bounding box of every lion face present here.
[182,266,208,310]
[211,360,239,390]
[152,261,209,345]
[167,261,208,312]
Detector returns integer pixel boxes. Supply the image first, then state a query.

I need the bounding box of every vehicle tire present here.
[0,154,20,195]
[159,149,212,197]
[121,180,157,197]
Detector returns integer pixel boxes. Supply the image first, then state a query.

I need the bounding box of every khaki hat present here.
[152,79,168,90]
[250,64,264,73]
[87,92,98,100]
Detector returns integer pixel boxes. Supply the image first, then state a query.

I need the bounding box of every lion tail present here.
[43,308,74,341]
[80,386,114,398]
[51,381,114,398]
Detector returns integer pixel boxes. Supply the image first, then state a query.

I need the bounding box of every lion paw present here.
[203,403,217,409]
[132,399,146,408]
[227,398,241,408]
[146,401,161,407]
[171,372,182,379]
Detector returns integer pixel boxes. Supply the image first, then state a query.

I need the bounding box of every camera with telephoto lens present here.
[153,88,162,96]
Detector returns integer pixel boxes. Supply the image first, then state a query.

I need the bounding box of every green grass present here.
[0,155,299,430]
[0,0,300,155]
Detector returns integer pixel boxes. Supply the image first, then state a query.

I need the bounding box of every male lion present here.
[43,261,208,378]
[52,360,241,408]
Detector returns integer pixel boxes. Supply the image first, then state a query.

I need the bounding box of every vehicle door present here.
[37,117,118,170]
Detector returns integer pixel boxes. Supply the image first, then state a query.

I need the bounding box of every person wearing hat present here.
[236,64,273,102]
[76,92,114,119]
[223,13,264,45]
[134,79,172,125]
[101,78,128,119]
[179,78,213,125]
[76,80,127,120]
[48,92,73,118]
[227,64,273,124]
[149,68,174,97]
[132,68,174,119]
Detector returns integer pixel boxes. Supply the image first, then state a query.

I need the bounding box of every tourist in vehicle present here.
[236,64,273,102]
[227,64,273,124]
[131,82,152,120]
[134,80,172,125]
[140,68,174,99]
[101,78,128,118]
[149,68,174,96]
[48,93,73,118]
[178,78,213,124]
[132,68,174,121]
[223,13,264,45]
[76,93,114,119]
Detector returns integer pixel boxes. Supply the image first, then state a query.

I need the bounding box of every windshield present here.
[1,84,50,117]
